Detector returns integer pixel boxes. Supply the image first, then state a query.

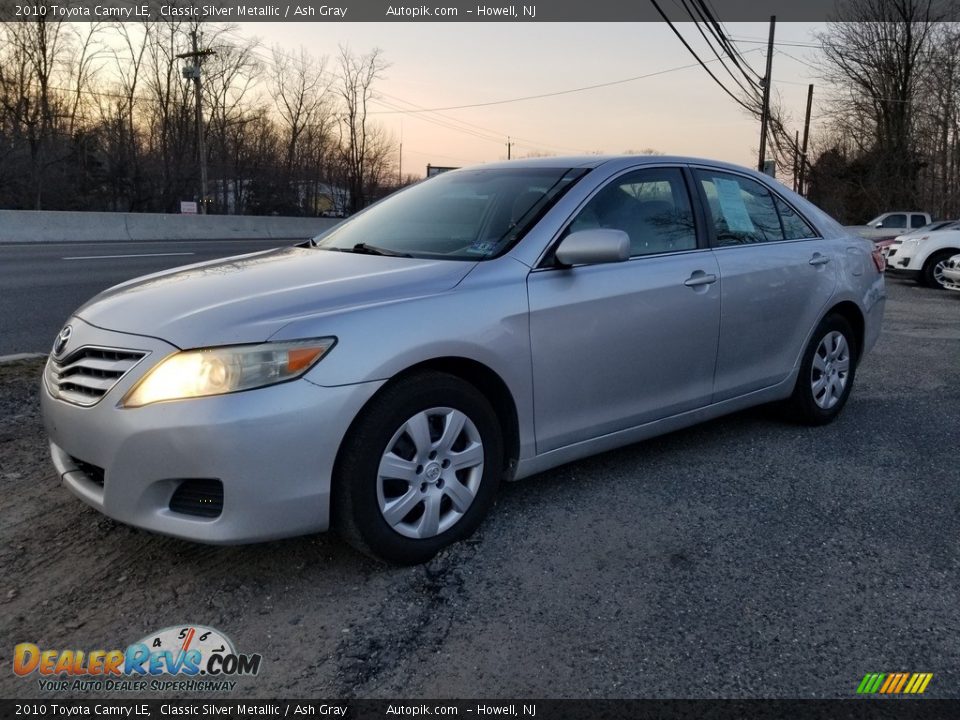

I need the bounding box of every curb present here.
[0,353,46,364]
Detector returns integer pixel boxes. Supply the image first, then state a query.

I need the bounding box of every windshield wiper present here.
[347,242,413,258]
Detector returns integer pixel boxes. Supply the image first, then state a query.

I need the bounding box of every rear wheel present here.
[784,314,858,426]
[920,250,956,288]
[333,371,503,564]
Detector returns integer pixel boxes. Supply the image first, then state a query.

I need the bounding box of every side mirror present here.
[875,221,884,228]
[555,229,630,266]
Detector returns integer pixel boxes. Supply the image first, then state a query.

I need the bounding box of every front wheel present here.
[920,250,956,289]
[333,371,503,564]
[784,314,858,426]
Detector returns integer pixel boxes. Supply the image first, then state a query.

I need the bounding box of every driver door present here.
[526,167,721,453]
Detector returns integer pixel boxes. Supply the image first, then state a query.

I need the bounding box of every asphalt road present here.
[0,239,295,356]
[1,278,959,700]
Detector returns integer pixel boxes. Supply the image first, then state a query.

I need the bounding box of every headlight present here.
[121,338,336,407]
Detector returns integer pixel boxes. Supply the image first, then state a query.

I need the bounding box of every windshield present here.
[314,167,587,260]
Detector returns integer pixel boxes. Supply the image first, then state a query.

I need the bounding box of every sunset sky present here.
[243,21,825,175]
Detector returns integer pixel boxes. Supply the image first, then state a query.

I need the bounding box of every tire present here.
[333,371,503,564]
[784,314,858,426]
[920,249,957,288]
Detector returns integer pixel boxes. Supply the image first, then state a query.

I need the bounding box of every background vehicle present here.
[885,228,960,288]
[847,211,932,243]
[40,156,886,564]
[941,253,960,292]
[879,220,959,254]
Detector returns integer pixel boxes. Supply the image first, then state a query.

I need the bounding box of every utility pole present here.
[793,130,800,191]
[757,15,776,173]
[177,30,215,215]
[506,136,512,160]
[798,83,814,195]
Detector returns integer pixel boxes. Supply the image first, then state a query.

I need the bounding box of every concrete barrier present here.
[0,209,341,243]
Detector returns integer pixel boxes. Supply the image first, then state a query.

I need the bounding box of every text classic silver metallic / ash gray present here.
[41,156,886,563]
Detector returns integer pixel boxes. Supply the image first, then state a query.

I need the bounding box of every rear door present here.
[692,168,838,402]
[527,166,721,453]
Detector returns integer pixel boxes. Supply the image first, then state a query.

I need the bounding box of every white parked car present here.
[941,253,960,292]
[885,228,960,288]
[882,220,960,258]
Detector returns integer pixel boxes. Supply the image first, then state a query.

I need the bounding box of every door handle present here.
[809,253,831,266]
[683,272,718,287]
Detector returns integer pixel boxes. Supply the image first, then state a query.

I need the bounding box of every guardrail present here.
[0,209,341,243]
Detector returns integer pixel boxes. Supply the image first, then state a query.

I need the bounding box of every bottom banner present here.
[2,699,960,720]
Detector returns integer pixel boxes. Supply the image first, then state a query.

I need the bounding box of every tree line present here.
[802,0,960,224]
[0,19,399,215]
[3,7,960,223]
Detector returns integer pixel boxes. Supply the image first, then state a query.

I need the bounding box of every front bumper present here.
[942,266,960,291]
[41,318,383,544]
[885,264,920,281]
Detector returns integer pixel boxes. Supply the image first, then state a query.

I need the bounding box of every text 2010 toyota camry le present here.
[41,156,886,564]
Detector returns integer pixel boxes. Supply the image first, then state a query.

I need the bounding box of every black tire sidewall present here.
[791,315,858,425]
[336,372,503,564]
[922,250,955,288]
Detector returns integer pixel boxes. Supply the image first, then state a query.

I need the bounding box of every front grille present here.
[69,456,105,486]
[169,480,224,519]
[46,346,148,407]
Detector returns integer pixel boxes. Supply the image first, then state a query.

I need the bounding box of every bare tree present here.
[811,0,940,217]
[335,45,391,214]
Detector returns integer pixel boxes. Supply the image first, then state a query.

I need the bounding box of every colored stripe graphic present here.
[904,674,921,693]
[856,672,932,694]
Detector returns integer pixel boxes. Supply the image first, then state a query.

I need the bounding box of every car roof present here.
[470,154,771,175]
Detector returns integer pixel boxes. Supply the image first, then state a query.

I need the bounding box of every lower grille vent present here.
[169,480,224,518]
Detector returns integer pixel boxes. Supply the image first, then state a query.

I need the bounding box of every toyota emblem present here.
[53,325,73,358]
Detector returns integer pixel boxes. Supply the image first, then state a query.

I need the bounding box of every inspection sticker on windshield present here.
[466,240,496,255]
[714,177,755,233]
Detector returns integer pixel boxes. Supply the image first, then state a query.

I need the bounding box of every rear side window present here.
[911,214,927,228]
[775,197,817,240]
[696,170,784,245]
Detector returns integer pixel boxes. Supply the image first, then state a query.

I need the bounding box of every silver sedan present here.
[41,156,886,563]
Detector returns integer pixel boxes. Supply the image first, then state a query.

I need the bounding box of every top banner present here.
[1,0,959,22]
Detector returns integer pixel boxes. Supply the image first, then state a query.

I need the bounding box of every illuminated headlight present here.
[121,338,336,407]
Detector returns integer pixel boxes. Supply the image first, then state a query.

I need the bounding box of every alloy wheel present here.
[376,407,484,539]
[811,331,850,410]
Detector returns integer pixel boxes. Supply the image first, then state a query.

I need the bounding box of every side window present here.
[696,170,784,245]
[774,196,817,240]
[882,214,906,229]
[565,168,697,257]
[910,214,927,228]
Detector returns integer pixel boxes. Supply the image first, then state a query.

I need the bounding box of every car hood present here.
[76,246,477,348]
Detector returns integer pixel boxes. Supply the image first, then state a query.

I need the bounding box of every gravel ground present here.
[2,279,959,700]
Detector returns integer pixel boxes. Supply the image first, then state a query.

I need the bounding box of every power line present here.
[376,90,591,155]
[648,0,757,113]
[730,36,821,49]
[693,0,764,83]
[367,51,759,115]
[676,0,761,100]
